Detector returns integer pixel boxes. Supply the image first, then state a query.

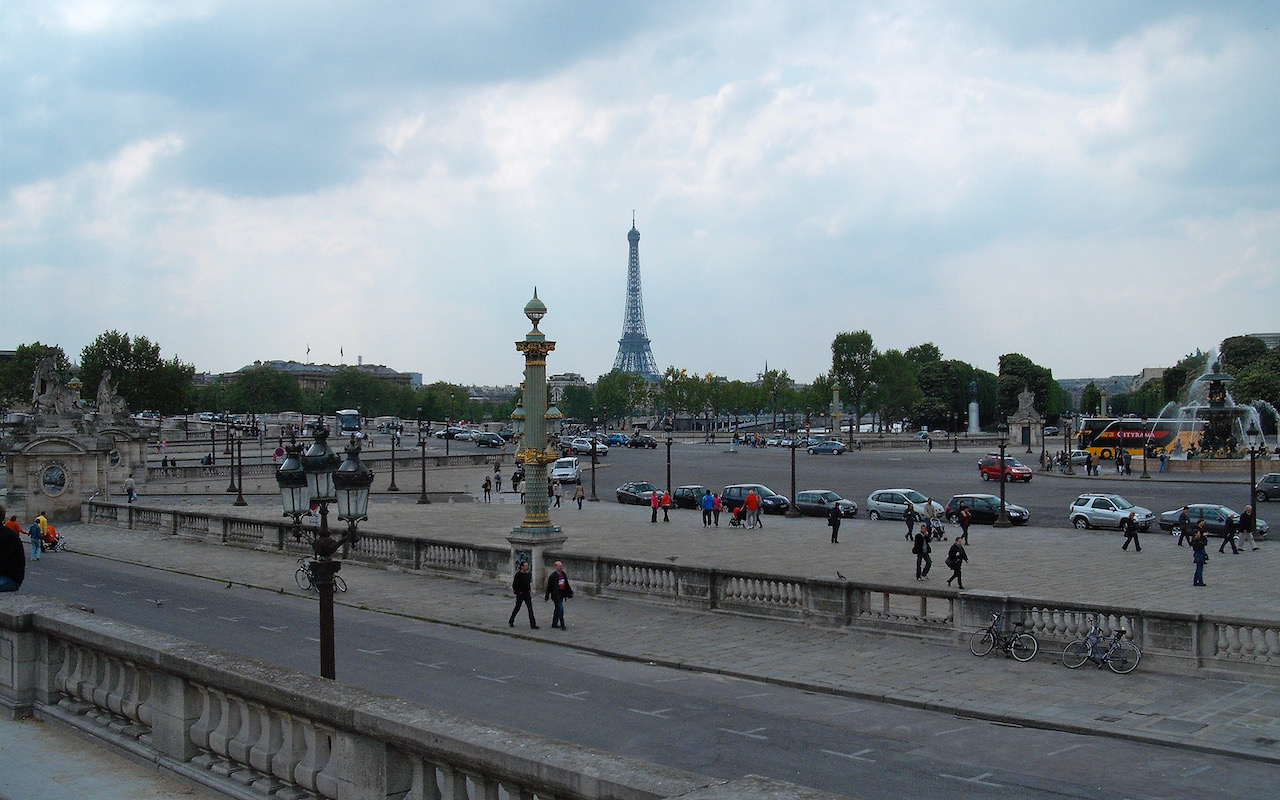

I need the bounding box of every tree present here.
[760,368,794,430]
[996,353,1067,419]
[0,343,71,406]
[870,350,921,430]
[905,343,942,369]
[559,384,595,423]
[831,331,876,441]
[225,366,304,413]
[79,331,194,415]
[1080,383,1102,416]
[594,370,649,429]
[1220,335,1268,374]
[1232,348,1280,434]
[801,374,836,426]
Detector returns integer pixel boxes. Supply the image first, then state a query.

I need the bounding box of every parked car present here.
[628,434,658,449]
[473,432,506,448]
[720,484,790,515]
[434,427,470,440]
[570,437,608,456]
[978,455,1034,482]
[672,485,713,509]
[606,433,630,447]
[807,440,846,455]
[497,427,515,441]
[616,480,659,505]
[1158,504,1269,539]
[1068,493,1155,531]
[1068,449,1090,465]
[765,436,784,447]
[1255,473,1280,503]
[550,457,581,483]
[944,494,1030,526]
[794,490,858,518]
[865,489,944,521]
[1043,426,1060,437]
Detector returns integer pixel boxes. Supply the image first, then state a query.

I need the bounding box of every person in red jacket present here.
[744,490,760,529]
[650,490,660,523]
[661,491,672,522]
[0,508,26,592]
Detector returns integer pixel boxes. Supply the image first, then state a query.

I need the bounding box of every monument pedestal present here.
[507,525,566,591]
[968,402,980,435]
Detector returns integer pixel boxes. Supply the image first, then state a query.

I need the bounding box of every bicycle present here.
[968,612,1039,662]
[294,557,348,593]
[1061,617,1141,674]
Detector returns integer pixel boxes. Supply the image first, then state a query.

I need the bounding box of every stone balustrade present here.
[1,596,840,800]
[84,501,1280,682]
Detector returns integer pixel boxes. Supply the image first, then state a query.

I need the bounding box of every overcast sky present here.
[3,1,1278,387]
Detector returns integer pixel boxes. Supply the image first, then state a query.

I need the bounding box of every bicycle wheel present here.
[333,574,348,593]
[1107,641,1142,674]
[1009,632,1039,662]
[1061,640,1090,669]
[295,566,313,591]
[969,629,996,657]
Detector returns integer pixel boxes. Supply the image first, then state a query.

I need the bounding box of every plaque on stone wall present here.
[41,464,67,496]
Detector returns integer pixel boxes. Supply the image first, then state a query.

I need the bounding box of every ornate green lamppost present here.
[507,291,565,588]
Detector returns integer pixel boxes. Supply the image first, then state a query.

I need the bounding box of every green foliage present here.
[871,349,921,427]
[831,330,877,435]
[1220,335,1269,374]
[0,343,71,405]
[801,373,835,422]
[559,384,596,422]
[594,370,650,427]
[1080,382,1102,416]
[79,331,194,415]
[1232,348,1280,433]
[996,353,1067,419]
[760,368,795,429]
[224,367,304,413]
[904,342,942,368]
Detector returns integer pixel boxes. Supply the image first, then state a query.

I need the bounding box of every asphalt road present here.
[587,440,1264,531]
[29,554,1274,800]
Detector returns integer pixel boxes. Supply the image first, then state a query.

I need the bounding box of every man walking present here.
[650,490,660,523]
[957,502,972,545]
[903,504,918,540]
[1120,512,1141,552]
[945,536,968,589]
[744,490,760,529]
[912,524,932,580]
[1240,505,1260,551]
[1191,523,1209,586]
[544,560,573,629]
[508,561,538,629]
[828,502,842,544]
[1218,513,1240,554]
[701,490,715,528]
[1176,506,1192,546]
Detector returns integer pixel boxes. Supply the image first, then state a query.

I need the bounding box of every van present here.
[550,457,581,483]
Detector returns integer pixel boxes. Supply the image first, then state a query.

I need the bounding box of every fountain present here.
[1156,359,1267,460]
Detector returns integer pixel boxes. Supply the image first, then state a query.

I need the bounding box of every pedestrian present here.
[957,502,972,545]
[712,492,722,527]
[1115,450,1124,475]
[1238,505,1260,551]
[744,490,760,529]
[124,474,137,503]
[828,501,841,543]
[922,498,938,533]
[661,491,672,522]
[1175,506,1192,545]
[1218,513,1240,554]
[494,462,502,493]
[650,490,660,523]
[912,524,932,580]
[28,519,42,562]
[1158,452,1167,473]
[1191,524,1209,586]
[701,490,714,527]
[508,560,538,628]
[0,508,25,593]
[572,481,585,510]
[1085,453,1094,476]
[1120,512,1141,552]
[1123,450,1132,476]
[543,560,573,629]
[903,504,918,540]
[482,476,492,503]
[945,537,968,589]
[552,480,563,508]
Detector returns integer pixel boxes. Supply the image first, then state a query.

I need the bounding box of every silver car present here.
[1068,493,1155,531]
[865,489,944,521]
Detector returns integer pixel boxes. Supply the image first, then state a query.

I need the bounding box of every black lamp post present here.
[224,411,233,455]
[994,422,1012,528]
[1140,417,1152,479]
[417,406,430,504]
[388,421,399,492]
[1063,413,1074,475]
[664,422,674,495]
[226,430,238,493]
[210,427,217,467]
[786,420,801,518]
[276,423,373,680]
[589,416,600,502]
[1248,422,1262,509]
[233,436,247,506]
[445,415,451,457]
[951,412,959,453]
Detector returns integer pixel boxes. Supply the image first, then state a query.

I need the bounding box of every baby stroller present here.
[927,518,946,541]
[43,525,68,552]
[728,505,748,528]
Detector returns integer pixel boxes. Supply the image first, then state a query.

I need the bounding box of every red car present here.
[978,455,1033,482]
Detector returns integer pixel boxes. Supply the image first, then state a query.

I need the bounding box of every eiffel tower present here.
[611,215,660,381]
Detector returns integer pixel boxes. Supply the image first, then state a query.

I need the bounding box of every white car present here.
[550,457,581,483]
[865,489,945,521]
[1069,494,1156,531]
[570,437,608,456]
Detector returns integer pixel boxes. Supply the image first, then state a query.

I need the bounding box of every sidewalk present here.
[28,495,1280,767]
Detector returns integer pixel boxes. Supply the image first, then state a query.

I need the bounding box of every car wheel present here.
[1072,517,1090,530]
[807,448,815,454]
[946,512,958,524]
[868,510,880,520]
[981,472,990,481]
[1257,490,1269,503]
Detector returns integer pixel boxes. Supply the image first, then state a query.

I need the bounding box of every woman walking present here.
[946,537,968,589]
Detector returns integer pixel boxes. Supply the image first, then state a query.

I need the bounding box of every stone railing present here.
[83,502,1280,682]
[145,452,503,484]
[0,596,841,800]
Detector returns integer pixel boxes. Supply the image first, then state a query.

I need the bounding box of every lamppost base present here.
[993,517,1012,528]
[417,494,431,504]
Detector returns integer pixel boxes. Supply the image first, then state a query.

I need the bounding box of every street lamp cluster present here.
[275,422,374,680]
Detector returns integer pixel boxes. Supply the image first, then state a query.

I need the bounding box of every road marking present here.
[217,616,241,622]
[550,690,589,700]
[305,636,319,643]
[822,748,875,763]
[828,706,866,716]
[652,676,691,684]
[179,607,206,613]
[1182,765,1212,778]
[719,727,769,740]
[736,692,770,699]
[357,648,391,655]
[81,583,104,588]
[414,661,446,669]
[259,626,288,632]
[111,590,137,596]
[934,726,971,736]
[476,674,514,684]
[1045,744,1087,756]
[55,577,71,583]
[629,708,674,718]
[940,772,1001,787]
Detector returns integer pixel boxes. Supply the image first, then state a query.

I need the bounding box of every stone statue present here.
[31,357,64,416]
[96,370,128,417]
[1017,387,1036,415]
[969,380,978,402]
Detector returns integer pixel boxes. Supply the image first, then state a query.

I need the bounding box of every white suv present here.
[1069,493,1155,531]
[550,457,581,483]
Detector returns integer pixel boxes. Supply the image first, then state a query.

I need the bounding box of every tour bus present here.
[1076,417,1205,461]
[335,409,363,437]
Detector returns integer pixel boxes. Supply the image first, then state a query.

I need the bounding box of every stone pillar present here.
[968,401,980,435]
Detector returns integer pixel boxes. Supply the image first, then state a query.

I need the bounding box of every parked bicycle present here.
[1061,616,1141,674]
[968,611,1039,662]
[294,557,348,593]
